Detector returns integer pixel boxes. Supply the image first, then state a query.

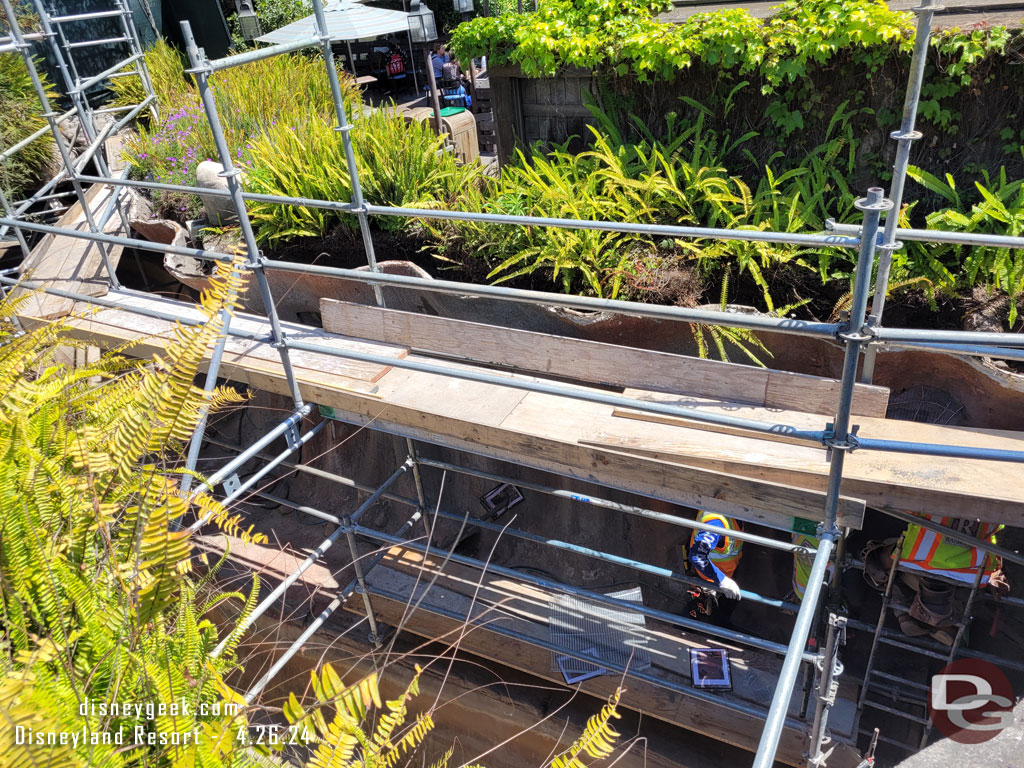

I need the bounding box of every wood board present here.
[15,183,124,319]
[320,299,889,417]
[20,290,1024,529]
[354,545,862,767]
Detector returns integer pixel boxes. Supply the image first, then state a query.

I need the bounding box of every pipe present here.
[363,582,807,730]
[423,503,801,611]
[199,406,312,498]
[364,203,862,250]
[50,8,124,22]
[877,340,1024,362]
[65,36,130,49]
[872,325,1024,349]
[266,259,843,338]
[311,0,384,306]
[219,420,327,507]
[0,107,76,163]
[73,52,143,93]
[343,514,382,643]
[827,219,1024,251]
[180,20,305,408]
[350,523,814,661]
[855,436,1024,464]
[210,459,412,657]
[415,457,816,552]
[753,188,888,768]
[207,36,322,72]
[860,0,940,384]
[750,536,836,768]
[253,486,801,612]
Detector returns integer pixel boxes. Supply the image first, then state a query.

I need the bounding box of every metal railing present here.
[1,0,1021,765]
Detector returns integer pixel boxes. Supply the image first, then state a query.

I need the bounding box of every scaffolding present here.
[1,0,1023,765]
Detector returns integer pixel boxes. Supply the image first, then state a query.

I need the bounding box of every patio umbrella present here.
[255,0,414,81]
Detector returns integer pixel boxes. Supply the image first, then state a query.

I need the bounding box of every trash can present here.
[402,107,479,165]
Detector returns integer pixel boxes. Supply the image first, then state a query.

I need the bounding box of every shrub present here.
[245,106,481,243]
[109,37,190,114]
[0,53,55,201]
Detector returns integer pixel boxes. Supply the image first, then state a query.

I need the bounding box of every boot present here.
[909,580,955,627]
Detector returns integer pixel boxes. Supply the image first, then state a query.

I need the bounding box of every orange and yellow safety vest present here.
[900,515,1002,585]
[689,511,743,580]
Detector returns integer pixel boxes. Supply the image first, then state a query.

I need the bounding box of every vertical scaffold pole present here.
[32,0,128,235]
[752,187,890,768]
[114,0,159,122]
[0,0,121,287]
[180,20,304,407]
[860,0,939,383]
[312,0,385,307]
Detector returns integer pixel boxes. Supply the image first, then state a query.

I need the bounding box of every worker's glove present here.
[717,576,741,601]
[988,569,1011,596]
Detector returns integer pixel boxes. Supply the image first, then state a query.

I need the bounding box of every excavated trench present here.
[141,253,1024,767]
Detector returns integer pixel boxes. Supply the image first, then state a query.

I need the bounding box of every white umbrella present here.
[255,0,412,45]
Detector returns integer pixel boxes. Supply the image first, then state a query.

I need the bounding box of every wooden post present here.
[424,48,442,135]
[467,59,478,109]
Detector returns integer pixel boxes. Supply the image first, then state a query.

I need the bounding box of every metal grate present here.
[886,384,965,426]
[549,586,652,683]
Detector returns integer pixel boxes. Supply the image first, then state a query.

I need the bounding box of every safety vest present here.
[791,534,834,600]
[689,511,743,580]
[900,515,1003,585]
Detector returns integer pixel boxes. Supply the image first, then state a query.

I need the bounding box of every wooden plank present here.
[581,436,1024,526]
[765,369,888,417]
[321,299,888,416]
[612,408,824,449]
[21,290,1024,528]
[354,546,845,767]
[16,183,124,319]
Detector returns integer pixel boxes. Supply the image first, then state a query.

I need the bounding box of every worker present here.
[864,515,1009,646]
[685,511,743,625]
[791,533,834,602]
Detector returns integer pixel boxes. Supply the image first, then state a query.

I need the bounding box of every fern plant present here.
[0,263,276,768]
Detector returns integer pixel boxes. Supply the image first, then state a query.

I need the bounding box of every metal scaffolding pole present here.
[180,20,305,408]
[242,505,427,702]
[351,523,815,662]
[0,0,120,285]
[210,459,413,658]
[860,0,939,383]
[310,0,384,306]
[249,483,802,612]
[415,456,816,552]
[753,186,889,768]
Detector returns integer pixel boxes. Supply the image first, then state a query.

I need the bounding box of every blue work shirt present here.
[689,517,728,586]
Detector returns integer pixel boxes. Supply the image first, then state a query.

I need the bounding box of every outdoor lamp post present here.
[453,0,473,13]
[234,0,262,41]
[407,0,437,43]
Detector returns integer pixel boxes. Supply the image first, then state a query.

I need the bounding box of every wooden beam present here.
[27,290,1024,529]
[320,299,889,417]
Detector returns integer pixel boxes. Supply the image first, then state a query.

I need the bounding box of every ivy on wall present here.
[450,0,1017,137]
